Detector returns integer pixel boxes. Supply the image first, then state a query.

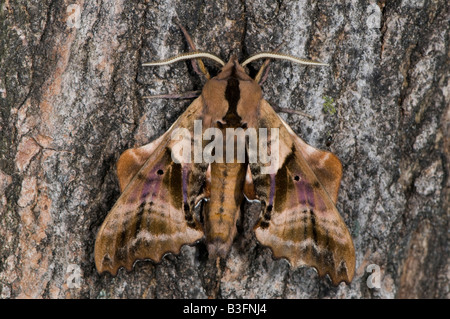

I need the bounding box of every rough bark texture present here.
[0,0,448,299]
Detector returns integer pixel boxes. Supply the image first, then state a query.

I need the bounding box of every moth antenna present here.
[242,52,329,68]
[142,51,225,68]
[254,42,285,84]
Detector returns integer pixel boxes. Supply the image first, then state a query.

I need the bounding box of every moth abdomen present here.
[204,162,246,258]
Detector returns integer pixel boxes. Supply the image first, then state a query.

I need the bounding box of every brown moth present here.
[95,38,355,285]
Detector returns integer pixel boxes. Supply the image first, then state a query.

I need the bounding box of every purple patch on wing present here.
[269,173,276,205]
[304,181,315,208]
[140,177,154,201]
[296,179,307,206]
[140,166,163,202]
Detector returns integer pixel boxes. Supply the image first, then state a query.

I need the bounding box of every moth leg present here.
[271,105,314,120]
[175,20,210,79]
[143,90,201,100]
[243,166,256,200]
[194,164,211,204]
[181,164,197,227]
[258,173,276,227]
[266,173,276,217]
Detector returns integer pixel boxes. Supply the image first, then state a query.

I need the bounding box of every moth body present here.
[200,58,260,258]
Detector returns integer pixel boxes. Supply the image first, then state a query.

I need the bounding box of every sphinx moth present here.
[95,33,355,285]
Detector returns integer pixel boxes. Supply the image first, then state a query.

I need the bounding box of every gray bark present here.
[0,0,448,299]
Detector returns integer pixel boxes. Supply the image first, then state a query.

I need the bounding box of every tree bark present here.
[0,0,448,299]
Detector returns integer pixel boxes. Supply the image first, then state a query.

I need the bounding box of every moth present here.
[95,32,355,285]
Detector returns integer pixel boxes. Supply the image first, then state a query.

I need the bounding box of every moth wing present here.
[95,97,206,275]
[251,100,355,285]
